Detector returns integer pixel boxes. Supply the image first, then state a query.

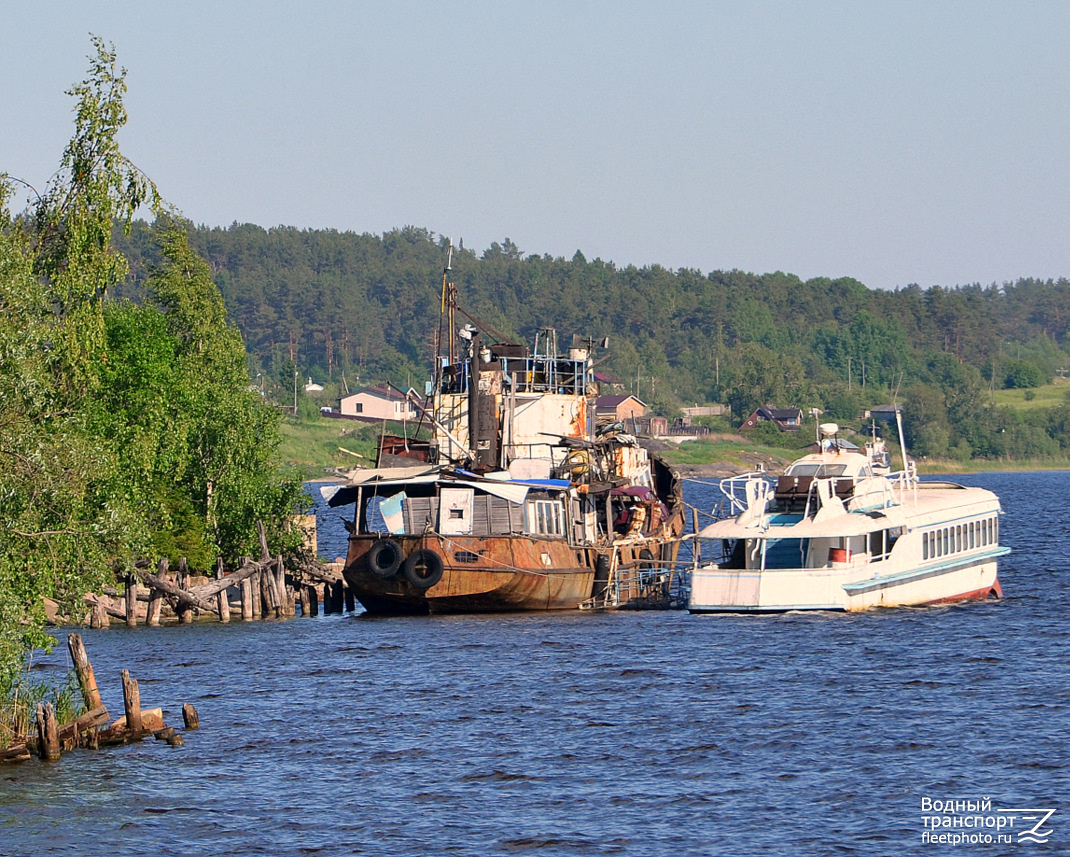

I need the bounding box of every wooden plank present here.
[57,704,109,744]
[136,568,216,613]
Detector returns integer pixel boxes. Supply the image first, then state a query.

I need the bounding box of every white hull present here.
[689,554,1005,613]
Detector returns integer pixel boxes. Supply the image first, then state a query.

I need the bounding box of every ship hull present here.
[343,534,597,615]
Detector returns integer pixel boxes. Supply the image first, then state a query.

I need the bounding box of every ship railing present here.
[717,472,773,516]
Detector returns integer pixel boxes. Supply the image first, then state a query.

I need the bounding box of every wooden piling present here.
[36,702,61,761]
[177,557,193,624]
[182,703,200,730]
[304,584,319,617]
[125,572,138,628]
[90,599,110,629]
[216,557,230,623]
[332,580,345,614]
[275,557,290,617]
[146,558,166,626]
[240,574,254,621]
[121,669,143,733]
[344,584,355,613]
[68,633,103,710]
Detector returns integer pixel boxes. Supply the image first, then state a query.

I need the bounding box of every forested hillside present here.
[117,222,1070,463]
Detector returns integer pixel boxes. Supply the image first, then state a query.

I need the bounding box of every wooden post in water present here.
[36,702,61,761]
[240,573,254,621]
[68,633,103,710]
[182,703,200,730]
[121,669,143,733]
[90,599,110,629]
[275,557,290,617]
[147,558,166,626]
[250,563,262,619]
[332,580,345,614]
[177,558,192,623]
[344,583,355,613]
[216,557,230,623]
[304,583,319,617]
[125,572,138,628]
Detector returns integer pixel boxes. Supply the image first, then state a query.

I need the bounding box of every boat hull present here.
[343,534,598,615]
[688,553,1006,613]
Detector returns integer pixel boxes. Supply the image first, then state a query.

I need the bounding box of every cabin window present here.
[454,551,480,563]
[762,538,809,569]
[969,522,975,549]
[527,499,564,537]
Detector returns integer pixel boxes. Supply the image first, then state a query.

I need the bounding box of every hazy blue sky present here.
[4,2,1069,290]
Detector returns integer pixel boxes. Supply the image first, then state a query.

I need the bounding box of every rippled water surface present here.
[2,472,1068,856]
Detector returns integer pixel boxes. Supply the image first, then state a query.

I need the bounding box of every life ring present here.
[366,539,403,579]
[403,549,444,589]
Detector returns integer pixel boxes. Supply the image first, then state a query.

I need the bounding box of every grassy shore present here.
[276,416,1070,480]
[277,415,388,479]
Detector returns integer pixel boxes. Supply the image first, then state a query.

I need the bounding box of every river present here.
[1,472,1067,856]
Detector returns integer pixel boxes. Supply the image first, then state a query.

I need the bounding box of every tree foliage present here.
[1,39,303,700]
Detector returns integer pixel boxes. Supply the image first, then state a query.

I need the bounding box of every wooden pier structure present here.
[79,521,355,628]
[1,634,196,764]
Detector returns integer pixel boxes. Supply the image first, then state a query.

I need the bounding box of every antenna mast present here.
[440,241,456,367]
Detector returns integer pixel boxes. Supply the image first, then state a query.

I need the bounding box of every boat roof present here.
[783,449,874,478]
[320,466,570,508]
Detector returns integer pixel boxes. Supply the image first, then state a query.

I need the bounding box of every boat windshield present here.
[786,463,848,477]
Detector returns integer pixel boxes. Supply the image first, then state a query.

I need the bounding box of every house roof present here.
[758,406,803,420]
[597,394,647,408]
[341,384,412,403]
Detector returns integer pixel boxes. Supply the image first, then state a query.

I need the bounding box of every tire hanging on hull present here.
[404,549,444,589]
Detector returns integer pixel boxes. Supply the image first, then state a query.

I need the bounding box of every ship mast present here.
[440,241,456,367]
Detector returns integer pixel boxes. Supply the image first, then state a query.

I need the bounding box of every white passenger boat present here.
[689,423,1009,613]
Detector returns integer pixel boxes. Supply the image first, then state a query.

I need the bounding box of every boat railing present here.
[717,472,773,516]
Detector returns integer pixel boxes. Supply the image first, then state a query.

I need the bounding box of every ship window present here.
[923,532,929,560]
[992,517,998,544]
[528,499,564,537]
[455,551,479,563]
[969,522,975,549]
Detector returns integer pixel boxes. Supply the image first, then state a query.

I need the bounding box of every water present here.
[2,472,1068,856]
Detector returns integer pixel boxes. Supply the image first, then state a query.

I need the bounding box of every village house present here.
[339,384,417,421]
[596,394,647,425]
[740,405,805,432]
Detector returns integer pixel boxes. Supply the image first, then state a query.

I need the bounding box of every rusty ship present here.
[321,248,686,615]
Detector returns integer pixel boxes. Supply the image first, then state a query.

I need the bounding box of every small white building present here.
[339,384,417,421]
[304,377,324,393]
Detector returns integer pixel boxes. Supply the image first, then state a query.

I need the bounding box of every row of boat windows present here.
[922,517,998,561]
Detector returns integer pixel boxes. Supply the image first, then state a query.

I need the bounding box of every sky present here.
[3,1,1070,291]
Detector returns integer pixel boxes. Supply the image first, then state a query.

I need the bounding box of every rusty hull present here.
[343,534,595,615]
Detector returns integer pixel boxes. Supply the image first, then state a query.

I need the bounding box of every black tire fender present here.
[403,548,444,589]
[366,539,403,579]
